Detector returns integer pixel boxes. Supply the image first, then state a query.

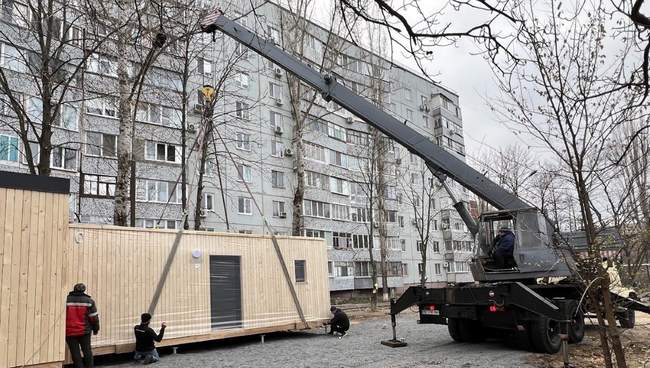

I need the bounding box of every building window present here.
[51,147,77,170]
[272,200,286,218]
[0,134,19,162]
[404,88,412,101]
[86,132,117,158]
[271,140,284,157]
[82,174,116,197]
[398,216,404,228]
[198,58,212,76]
[137,180,181,203]
[161,107,181,128]
[306,171,329,190]
[401,239,406,251]
[269,81,282,99]
[236,72,249,88]
[303,199,330,218]
[329,149,347,168]
[304,142,326,162]
[235,132,251,151]
[332,232,352,249]
[54,104,78,130]
[267,26,280,44]
[335,261,352,277]
[270,111,282,129]
[433,241,440,253]
[235,101,250,120]
[418,263,423,276]
[328,123,346,141]
[203,193,214,210]
[87,53,116,76]
[271,170,285,188]
[86,97,117,118]
[435,263,442,275]
[347,129,369,145]
[331,204,349,221]
[135,218,180,229]
[238,197,252,215]
[304,229,326,238]
[145,141,180,163]
[294,260,306,282]
[351,207,368,222]
[136,102,162,124]
[385,210,397,223]
[0,44,26,72]
[328,261,333,277]
[350,182,368,204]
[354,261,370,277]
[352,234,369,249]
[329,176,349,195]
[236,163,252,183]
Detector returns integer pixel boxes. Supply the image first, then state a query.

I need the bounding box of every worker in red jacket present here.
[65,283,99,368]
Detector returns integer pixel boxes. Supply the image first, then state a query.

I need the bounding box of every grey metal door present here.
[209,255,242,329]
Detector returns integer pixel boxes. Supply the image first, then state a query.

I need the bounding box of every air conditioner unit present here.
[193,104,204,114]
[373,222,379,228]
[419,104,426,111]
[187,124,196,134]
[443,262,450,269]
[200,209,207,218]
[275,97,283,106]
[279,212,287,219]
[395,158,402,165]
[274,67,283,77]
[274,125,283,135]
[284,148,293,157]
[346,117,354,124]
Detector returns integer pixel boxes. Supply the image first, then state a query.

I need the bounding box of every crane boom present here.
[200,11,530,211]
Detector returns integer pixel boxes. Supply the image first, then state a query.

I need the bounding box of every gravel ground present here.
[99,315,534,368]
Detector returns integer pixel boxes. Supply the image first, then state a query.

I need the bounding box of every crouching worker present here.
[328,306,349,337]
[134,313,166,364]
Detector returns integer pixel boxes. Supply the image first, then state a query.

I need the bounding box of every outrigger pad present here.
[381,339,408,348]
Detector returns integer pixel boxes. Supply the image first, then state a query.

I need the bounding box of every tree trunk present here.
[114,30,133,226]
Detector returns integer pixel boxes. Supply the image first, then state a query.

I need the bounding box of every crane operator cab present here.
[470,208,574,282]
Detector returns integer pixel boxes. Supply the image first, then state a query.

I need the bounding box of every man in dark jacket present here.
[65,283,99,368]
[134,313,166,364]
[493,226,516,268]
[328,306,349,338]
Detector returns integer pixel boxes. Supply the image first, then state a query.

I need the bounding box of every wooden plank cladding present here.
[66,225,330,351]
[0,186,70,368]
[0,171,330,367]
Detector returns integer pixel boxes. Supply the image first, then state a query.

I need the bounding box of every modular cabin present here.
[0,171,329,368]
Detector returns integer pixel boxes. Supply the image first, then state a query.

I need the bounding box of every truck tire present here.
[447,318,465,342]
[447,318,485,343]
[568,302,585,343]
[529,316,561,354]
[618,308,635,329]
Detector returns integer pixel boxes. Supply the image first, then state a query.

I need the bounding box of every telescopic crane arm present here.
[200,11,530,212]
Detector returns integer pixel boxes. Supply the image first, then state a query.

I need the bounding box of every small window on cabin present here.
[295,260,306,282]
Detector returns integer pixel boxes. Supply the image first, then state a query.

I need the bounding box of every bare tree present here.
[489,1,649,366]
[0,0,117,175]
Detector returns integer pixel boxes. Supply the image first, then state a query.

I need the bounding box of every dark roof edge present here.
[0,170,70,194]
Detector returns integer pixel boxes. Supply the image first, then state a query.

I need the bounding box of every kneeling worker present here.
[134,313,166,364]
[328,306,349,337]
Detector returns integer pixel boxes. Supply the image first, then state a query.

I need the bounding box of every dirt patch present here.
[527,314,650,368]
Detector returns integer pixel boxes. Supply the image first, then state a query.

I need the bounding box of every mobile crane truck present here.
[199,10,650,355]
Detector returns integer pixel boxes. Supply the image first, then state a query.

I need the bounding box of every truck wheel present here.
[529,316,561,354]
[618,308,635,329]
[447,318,465,342]
[568,302,585,343]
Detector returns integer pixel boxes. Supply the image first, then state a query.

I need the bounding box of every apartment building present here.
[0,0,474,297]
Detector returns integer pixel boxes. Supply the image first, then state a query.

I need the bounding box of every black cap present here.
[141,313,152,324]
[73,283,86,293]
[330,306,337,312]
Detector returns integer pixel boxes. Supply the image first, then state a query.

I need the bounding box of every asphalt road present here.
[98,315,535,368]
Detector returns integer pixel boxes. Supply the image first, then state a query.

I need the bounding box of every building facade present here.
[0,0,474,296]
